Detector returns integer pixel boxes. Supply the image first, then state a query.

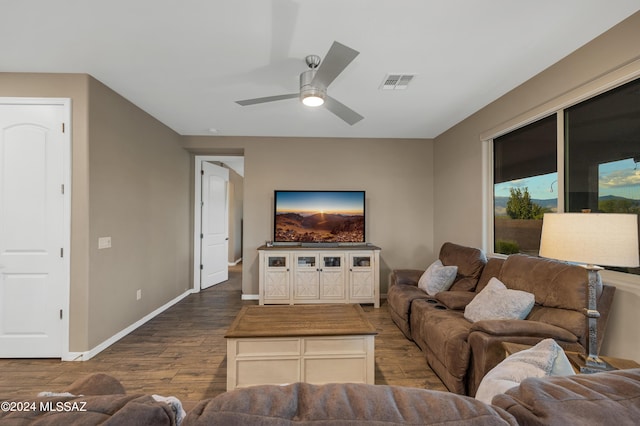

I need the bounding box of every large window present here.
[565,78,640,274]
[493,77,640,275]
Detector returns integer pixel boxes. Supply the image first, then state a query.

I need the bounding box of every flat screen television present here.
[274,190,365,243]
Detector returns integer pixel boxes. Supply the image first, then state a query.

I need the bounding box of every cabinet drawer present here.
[304,357,367,383]
[235,338,300,356]
[303,337,367,355]
[236,358,300,387]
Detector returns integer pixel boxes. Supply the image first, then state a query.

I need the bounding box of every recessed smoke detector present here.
[380,73,416,90]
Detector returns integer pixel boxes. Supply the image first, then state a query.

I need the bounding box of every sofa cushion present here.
[498,254,588,312]
[526,305,586,343]
[418,259,458,295]
[184,382,517,425]
[440,242,487,291]
[475,338,574,405]
[476,257,505,293]
[0,394,177,425]
[492,368,640,426]
[464,278,534,323]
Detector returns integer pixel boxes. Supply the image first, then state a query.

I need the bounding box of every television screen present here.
[274,190,365,243]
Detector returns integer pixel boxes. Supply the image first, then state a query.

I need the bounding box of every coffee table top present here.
[225,304,378,338]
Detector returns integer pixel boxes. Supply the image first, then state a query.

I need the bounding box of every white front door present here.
[201,162,229,289]
[0,100,69,358]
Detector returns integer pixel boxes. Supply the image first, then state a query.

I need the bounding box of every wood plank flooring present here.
[0,264,446,404]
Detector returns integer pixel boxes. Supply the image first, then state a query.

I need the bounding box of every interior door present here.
[0,101,68,357]
[201,162,229,289]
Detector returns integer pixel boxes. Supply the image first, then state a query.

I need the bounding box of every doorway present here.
[193,155,244,291]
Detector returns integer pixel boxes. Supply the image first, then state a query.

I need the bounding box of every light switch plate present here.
[98,236,112,249]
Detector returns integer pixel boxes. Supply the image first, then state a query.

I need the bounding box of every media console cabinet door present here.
[260,252,291,303]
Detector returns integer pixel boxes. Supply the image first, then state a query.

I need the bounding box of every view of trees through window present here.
[493,115,557,256]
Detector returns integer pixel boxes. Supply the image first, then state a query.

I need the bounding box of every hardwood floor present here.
[0,264,446,403]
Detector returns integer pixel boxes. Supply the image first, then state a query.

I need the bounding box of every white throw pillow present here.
[418,259,458,296]
[464,277,535,322]
[475,338,575,405]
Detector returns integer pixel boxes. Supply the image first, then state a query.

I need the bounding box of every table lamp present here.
[539,212,639,372]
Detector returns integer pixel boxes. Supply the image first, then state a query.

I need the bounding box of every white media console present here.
[258,244,381,308]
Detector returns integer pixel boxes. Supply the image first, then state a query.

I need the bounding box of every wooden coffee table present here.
[225,304,377,390]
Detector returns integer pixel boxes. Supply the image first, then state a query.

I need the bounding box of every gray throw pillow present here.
[418,259,458,296]
[464,277,534,322]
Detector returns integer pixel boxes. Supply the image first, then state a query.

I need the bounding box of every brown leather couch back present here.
[439,242,487,291]
[498,254,589,312]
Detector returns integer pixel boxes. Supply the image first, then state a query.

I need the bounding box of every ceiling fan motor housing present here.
[300,69,326,105]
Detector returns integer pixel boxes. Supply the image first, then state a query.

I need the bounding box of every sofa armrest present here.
[435,291,476,310]
[470,320,578,342]
[493,369,640,425]
[389,269,423,287]
[466,321,582,397]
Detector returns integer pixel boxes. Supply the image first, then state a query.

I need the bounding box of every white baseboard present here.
[63,289,196,361]
[228,257,243,266]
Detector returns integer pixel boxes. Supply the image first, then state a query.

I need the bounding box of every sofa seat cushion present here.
[469,319,578,343]
[492,368,640,426]
[184,382,517,425]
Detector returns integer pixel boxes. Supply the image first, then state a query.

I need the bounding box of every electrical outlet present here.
[98,237,112,249]
[136,289,142,300]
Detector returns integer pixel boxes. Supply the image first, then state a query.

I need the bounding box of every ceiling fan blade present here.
[312,41,359,89]
[324,96,364,126]
[236,93,298,106]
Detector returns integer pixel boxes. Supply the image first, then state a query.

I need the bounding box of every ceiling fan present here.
[236,41,364,126]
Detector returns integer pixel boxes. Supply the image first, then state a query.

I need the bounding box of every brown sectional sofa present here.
[387,242,616,396]
[4,370,640,425]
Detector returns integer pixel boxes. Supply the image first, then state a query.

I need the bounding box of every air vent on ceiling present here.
[380,73,416,90]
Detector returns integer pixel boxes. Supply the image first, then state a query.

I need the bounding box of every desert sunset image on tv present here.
[274,191,365,243]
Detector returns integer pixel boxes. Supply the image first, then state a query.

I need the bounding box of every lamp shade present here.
[539,213,639,267]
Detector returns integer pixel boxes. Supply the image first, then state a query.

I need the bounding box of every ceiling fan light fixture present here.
[302,93,325,107]
[300,69,325,107]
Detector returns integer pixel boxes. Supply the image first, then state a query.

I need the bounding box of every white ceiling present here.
[2,1,639,139]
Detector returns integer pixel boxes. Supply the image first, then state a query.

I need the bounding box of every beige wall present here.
[433,11,640,359]
[0,73,192,352]
[87,77,191,348]
[182,136,435,296]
